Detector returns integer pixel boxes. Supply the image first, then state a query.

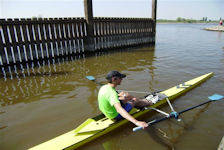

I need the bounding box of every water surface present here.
[0,23,224,150]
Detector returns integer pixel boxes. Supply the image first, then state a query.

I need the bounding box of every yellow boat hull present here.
[29,72,213,150]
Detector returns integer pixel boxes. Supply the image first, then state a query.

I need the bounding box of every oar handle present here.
[133,126,143,132]
[133,119,158,132]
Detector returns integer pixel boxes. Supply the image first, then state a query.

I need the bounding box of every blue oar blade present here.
[86,76,95,81]
[208,94,224,101]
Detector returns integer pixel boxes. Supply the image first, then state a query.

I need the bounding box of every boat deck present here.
[218,136,224,150]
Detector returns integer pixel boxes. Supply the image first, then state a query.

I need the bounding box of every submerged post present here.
[84,0,95,51]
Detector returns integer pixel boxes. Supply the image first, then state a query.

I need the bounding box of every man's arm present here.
[114,103,148,129]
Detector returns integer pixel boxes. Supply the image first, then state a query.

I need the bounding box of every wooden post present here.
[152,0,157,43]
[152,0,157,22]
[84,0,94,51]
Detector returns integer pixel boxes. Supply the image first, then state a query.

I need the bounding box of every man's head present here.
[106,71,126,84]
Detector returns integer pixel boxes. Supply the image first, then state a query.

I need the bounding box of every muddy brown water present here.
[1,23,224,150]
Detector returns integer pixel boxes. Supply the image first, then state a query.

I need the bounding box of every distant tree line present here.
[157,17,219,23]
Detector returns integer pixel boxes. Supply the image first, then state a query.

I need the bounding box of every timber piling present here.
[0,0,157,67]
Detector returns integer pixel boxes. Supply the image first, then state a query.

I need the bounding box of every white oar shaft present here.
[117,90,149,94]
[166,98,175,112]
[145,107,169,117]
[151,108,169,117]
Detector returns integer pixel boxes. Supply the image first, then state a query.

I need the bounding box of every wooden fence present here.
[0,17,155,66]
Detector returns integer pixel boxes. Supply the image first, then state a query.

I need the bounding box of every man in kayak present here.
[98,71,159,129]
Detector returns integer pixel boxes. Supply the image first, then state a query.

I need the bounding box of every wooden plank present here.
[64,18,72,54]
[49,18,58,57]
[59,18,66,55]
[101,20,106,49]
[1,19,13,65]
[69,21,77,54]
[43,18,53,58]
[76,21,82,53]
[32,18,44,60]
[80,21,86,52]
[0,23,5,65]
[7,19,18,63]
[105,20,109,48]
[107,20,111,48]
[38,18,48,58]
[94,19,99,50]
[72,21,78,53]
[111,20,115,47]
[26,18,36,60]
[54,18,62,56]
[21,18,31,61]
[99,20,103,49]
[14,19,25,62]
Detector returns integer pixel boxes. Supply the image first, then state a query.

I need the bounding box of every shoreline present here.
[157,22,218,24]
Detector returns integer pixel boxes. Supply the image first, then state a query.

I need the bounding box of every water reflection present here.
[169,103,210,144]
[87,85,99,114]
[0,56,83,107]
[217,31,223,41]
[142,103,211,150]
[145,126,175,150]
[0,47,156,110]
[0,56,85,80]
[102,139,122,150]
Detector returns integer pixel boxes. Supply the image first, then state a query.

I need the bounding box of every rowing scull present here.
[29,72,213,150]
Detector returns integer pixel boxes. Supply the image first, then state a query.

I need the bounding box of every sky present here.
[0,0,224,20]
